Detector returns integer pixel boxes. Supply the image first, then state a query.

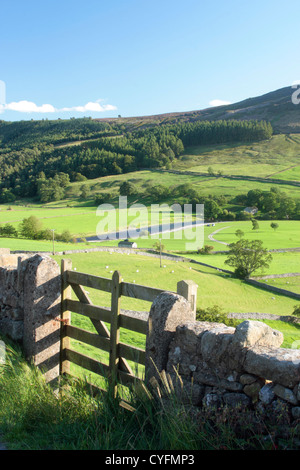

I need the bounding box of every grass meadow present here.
[265,276,300,294]
[205,220,300,250]
[52,251,299,315]
[187,251,300,275]
[174,134,300,178]
[0,200,196,238]
[1,210,299,253]
[1,134,300,241]
[51,249,300,386]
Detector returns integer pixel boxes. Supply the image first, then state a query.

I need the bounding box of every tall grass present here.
[0,339,200,450]
[0,335,299,450]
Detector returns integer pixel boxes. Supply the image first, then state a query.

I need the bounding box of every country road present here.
[84,219,215,242]
[208,226,231,246]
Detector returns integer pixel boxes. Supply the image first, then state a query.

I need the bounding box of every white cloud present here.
[0,98,117,114]
[60,100,117,113]
[209,99,232,107]
[3,100,56,113]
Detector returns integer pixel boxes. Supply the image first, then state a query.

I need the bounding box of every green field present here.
[173,134,300,178]
[204,220,300,250]
[1,137,300,240]
[0,236,100,253]
[1,219,299,280]
[270,166,300,181]
[50,250,300,383]
[256,277,300,295]
[1,207,299,254]
[187,251,300,276]
[70,165,300,201]
[53,251,298,318]
[0,198,196,238]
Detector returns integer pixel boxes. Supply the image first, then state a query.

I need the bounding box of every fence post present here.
[60,258,72,377]
[109,270,122,398]
[177,280,198,315]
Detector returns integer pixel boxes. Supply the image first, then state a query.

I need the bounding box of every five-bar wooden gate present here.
[61,259,165,397]
[60,258,197,398]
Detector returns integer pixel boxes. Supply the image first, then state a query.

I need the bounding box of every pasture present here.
[53,251,298,319]
[174,134,300,178]
[205,220,300,250]
[0,199,196,238]
[187,251,300,276]
[1,134,300,244]
[67,167,300,201]
[264,276,300,295]
[51,250,300,383]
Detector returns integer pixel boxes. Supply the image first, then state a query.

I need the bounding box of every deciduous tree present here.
[225,239,272,279]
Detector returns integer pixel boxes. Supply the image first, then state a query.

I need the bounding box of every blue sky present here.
[0,0,299,121]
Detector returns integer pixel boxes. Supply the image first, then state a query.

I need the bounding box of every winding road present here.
[85,219,212,242]
[208,226,231,246]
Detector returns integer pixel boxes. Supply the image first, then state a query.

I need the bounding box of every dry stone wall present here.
[146,292,300,420]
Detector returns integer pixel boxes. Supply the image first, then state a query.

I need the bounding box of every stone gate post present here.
[22,255,61,385]
[145,291,195,383]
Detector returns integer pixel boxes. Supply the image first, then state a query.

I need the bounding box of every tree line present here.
[113,181,300,221]
[0,117,114,149]
[133,119,273,147]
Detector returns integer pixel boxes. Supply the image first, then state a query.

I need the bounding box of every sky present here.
[0,0,300,121]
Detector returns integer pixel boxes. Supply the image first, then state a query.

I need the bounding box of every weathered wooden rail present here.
[60,259,197,398]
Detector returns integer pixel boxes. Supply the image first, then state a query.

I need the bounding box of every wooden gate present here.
[60,258,174,397]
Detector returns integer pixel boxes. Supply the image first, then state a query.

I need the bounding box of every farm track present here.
[208,226,230,246]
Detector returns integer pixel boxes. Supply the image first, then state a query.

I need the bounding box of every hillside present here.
[0,117,271,203]
[0,85,299,214]
[0,86,296,148]
[95,86,300,135]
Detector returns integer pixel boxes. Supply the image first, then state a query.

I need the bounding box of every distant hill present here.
[0,85,298,203]
[1,86,298,147]
[94,86,300,134]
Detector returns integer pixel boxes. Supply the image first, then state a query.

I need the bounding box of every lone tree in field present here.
[251,219,259,230]
[225,239,272,279]
[270,222,279,231]
[235,229,245,239]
